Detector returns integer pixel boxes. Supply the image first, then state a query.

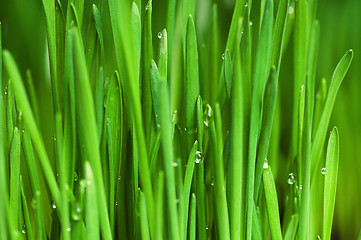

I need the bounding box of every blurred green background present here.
[0,0,360,238]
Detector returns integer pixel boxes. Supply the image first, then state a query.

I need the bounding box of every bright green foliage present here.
[0,0,357,239]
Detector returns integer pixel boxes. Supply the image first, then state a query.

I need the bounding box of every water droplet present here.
[263,158,269,169]
[115,202,118,206]
[156,123,160,128]
[172,162,179,167]
[203,104,212,127]
[72,203,82,221]
[175,199,180,204]
[244,2,248,7]
[317,235,321,240]
[210,178,214,187]
[74,172,79,182]
[321,168,326,175]
[288,6,294,14]
[158,32,162,39]
[118,176,121,181]
[299,185,303,190]
[52,134,57,141]
[195,151,203,163]
[249,21,253,26]
[66,227,71,232]
[22,129,25,133]
[287,173,295,185]
[206,225,209,230]
[145,3,149,10]
[22,225,26,234]
[51,200,57,209]
[222,53,225,60]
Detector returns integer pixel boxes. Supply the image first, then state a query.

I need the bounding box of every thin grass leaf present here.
[150,60,161,129]
[246,0,273,238]
[312,50,353,176]
[25,70,40,123]
[228,45,244,240]
[9,127,21,229]
[297,85,305,185]
[263,165,283,240]
[155,171,164,240]
[158,79,180,240]
[291,0,308,158]
[209,103,230,240]
[182,140,198,240]
[254,66,277,201]
[139,191,150,240]
[189,194,196,240]
[141,0,153,148]
[208,4,219,107]
[131,2,141,80]
[185,15,200,153]
[20,176,33,240]
[195,96,206,240]
[84,162,100,240]
[322,127,339,240]
[6,82,14,147]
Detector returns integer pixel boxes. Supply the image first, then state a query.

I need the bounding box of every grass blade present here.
[322,127,339,240]
[139,191,151,240]
[189,194,196,240]
[246,0,273,238]
[263,165,283,240]
[85,162,100,240]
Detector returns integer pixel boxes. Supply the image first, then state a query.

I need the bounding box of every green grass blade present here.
[20,176,33,240]
[246,0,273,238]
[9,127,21,229]
[297,85,305,185]
[312,50,353,175]
[271,0,290,70]
[189,194,196,240]
[229,45,244,240]
[182,140,198,240]
[210,103,230,240]
[85,162,100,240]
[254,66,277,201]
[322,127,339,240]
[208,4,219,107]
[141,0,153,148]
[263,165,283,240]
[25,70,40,123]
[158,79,179,240]
[150,60,161,128]
[155,171,164,240]
[3,50,61,210]
[291,0,308,158]
[185,15,200,153]
[158,29,168,82]
[131,2,141,80]
[139,191,151,240]
[72,27,111,239]
[195,96,206,240]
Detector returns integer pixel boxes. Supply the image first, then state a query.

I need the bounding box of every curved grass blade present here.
[158,29,168,82]
[131,2,141,81]
[246,0,273,238]
[72,27,111,239]
[25,70,40,123]
[322,127,339,240]
[155,171,164,240]
[208,4,219,107]
[150,60,161,128]
[263,165,283,240]
[3,50,61,211]
[312,50,353,175]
